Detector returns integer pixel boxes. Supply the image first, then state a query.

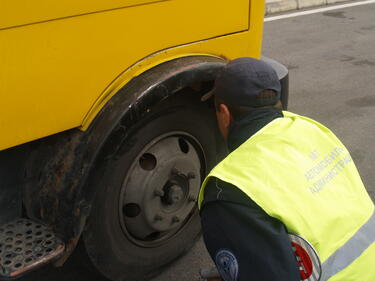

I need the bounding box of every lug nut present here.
[172,216,180,223]
[188,172,196,179]
[172,195,181,202]
[154,189,165,197]
[154,215,163,221]
[171,168,180,175]
[188,195,196,202]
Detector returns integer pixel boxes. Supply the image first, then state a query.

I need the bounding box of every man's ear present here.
[216,103,233,140]
[218,103,232,128]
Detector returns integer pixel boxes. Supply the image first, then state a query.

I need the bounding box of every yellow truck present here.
[0,0,288,280]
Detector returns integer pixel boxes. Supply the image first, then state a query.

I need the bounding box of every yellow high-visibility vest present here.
[199,111,375,281]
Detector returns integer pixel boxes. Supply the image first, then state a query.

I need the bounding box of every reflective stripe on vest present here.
[199,111,375,281]
[320,211,375,281]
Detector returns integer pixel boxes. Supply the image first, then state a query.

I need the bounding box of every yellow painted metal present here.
[0,0,169,30]
[0,0,265,151]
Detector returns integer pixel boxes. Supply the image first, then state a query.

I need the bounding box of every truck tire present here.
[82,93,219,281]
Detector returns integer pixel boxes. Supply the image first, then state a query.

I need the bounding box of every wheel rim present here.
[119,132,205,247]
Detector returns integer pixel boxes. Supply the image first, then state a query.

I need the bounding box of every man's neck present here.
[227,108,283,152]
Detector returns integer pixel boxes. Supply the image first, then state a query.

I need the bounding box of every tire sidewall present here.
[83,99,217,281]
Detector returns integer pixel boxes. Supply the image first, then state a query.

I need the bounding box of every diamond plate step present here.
[0,218,65,279]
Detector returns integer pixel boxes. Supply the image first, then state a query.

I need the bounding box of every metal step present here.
[0,218,65,279]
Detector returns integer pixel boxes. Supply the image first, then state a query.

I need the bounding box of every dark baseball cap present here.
[201,57,281,107]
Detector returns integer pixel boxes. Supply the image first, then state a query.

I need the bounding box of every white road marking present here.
[265,0,375,22]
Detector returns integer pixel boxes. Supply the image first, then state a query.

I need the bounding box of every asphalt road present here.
[20,3,375,281]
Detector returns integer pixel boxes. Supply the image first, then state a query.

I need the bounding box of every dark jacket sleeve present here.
[200,177,300,281]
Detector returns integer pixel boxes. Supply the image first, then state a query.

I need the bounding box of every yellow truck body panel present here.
[0,0,264,150]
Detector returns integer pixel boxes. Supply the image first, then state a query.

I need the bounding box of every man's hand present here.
[200,267,221,281]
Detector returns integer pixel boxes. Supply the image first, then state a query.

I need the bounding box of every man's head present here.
[202,57,282,140]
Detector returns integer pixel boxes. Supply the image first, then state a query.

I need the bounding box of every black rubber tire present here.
[82,93,219,281]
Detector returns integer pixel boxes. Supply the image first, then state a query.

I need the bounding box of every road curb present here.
[266,0,351,14]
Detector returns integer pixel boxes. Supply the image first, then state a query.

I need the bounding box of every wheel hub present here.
[164,183,184,205]
[119,133,204,246]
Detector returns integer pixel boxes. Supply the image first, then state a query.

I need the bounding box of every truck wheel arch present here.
[22,55,226,262]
